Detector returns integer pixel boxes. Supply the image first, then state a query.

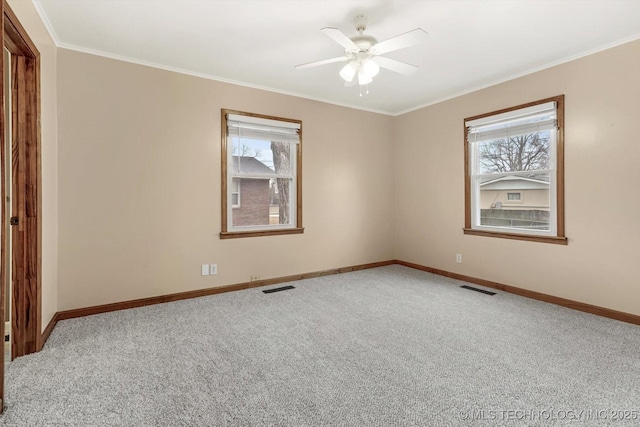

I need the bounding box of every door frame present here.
[0,0,41,383]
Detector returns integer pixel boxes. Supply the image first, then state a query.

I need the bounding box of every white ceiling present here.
[34,0,640,115]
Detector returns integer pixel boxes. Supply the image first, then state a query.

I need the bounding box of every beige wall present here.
[7,0,58,332]
[394,39,640,316]
[56,49,395,311]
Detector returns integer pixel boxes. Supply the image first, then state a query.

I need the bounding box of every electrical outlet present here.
[201,264,210,276]
[250,275,260,282]
[210,264,217,275]
[456,253,462,263]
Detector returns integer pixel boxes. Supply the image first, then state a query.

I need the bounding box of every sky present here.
[232,137,275,170]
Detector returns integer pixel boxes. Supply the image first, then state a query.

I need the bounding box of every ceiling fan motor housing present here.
[349,34,377,54]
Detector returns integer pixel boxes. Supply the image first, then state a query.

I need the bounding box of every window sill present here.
[220,227,305,239]
[463,228,568,245]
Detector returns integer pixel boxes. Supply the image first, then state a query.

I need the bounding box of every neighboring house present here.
[479,175,550,229]
[231,156,274,226]
[480,175,550,210]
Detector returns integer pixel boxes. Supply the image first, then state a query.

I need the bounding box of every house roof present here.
[480,175,549,186]
[231,156,274,175]
[480,174,549,191]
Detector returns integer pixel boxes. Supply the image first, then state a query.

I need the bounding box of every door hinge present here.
[10,216,18,226]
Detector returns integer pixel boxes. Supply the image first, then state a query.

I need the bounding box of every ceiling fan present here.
[295,15,428,91]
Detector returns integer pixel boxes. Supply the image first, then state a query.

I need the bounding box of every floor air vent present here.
[460,285,496,296]
[263,285,295,294]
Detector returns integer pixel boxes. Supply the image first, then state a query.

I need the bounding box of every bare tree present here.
[232,143,261,158]
[479,133,549,173]
[271,142,290,224]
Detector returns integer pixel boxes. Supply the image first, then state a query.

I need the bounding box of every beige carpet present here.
[2,265,639,426]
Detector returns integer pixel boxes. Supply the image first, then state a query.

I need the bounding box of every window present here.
[231,179,240,207]
[220,109,303,239]
[464,95,567,244]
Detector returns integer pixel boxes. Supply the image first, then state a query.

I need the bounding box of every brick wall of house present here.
[232,179,270,226]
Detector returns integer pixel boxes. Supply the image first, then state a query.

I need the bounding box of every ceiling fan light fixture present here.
[339,62,357,82]
[358,69,373,86]
[361,58,380,78]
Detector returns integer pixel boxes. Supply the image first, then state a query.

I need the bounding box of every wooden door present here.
[0,1,42,412]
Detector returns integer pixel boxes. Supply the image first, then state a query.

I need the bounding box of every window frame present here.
[220,109,304,239]
[463,95,567,245]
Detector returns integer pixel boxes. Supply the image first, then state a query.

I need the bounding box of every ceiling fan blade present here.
[373,56,419,76]
[370,28,428,55]
[321,27,358,50]
[294,56,349,70]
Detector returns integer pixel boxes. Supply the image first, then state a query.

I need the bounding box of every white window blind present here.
[466,101,556,142]
[226,113,300,144]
